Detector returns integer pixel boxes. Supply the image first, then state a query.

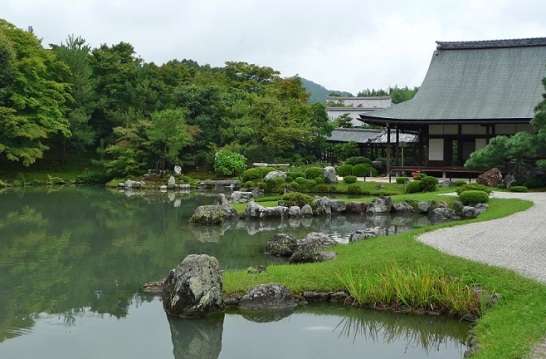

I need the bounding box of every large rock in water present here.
[162,254,223,317]
[392,201,414,213]
[264,170,287,182]
[245,201,288,219]
[367,196,393,214]
[266,233,298,257]
[190,205,236,225]
[349,227,380,242]
[477,168,503,187]
[324,166,338,184]
[289,232,337,263]
[231,191,254,203]
[239,284,297,311]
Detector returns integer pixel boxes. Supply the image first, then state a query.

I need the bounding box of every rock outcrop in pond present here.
[239,284,298,311]
[190,196,237,225]
[289,232,337,263]
[265,233,297,257]
[367,196,393,214]
[162,254,223,317]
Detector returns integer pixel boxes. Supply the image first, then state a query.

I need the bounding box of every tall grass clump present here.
[339,265,481,318]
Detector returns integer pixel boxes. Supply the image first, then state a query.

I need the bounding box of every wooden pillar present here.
[395,126,400,166]
[387,125,392,182]
[457,124,463,166]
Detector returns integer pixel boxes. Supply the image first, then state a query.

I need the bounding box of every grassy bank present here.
[224,197,546,359]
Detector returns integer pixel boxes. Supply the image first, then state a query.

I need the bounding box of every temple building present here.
[326,96,391,127]
[360,37,546,177]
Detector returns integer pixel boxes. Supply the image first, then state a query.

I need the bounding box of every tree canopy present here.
[0,19,333,176]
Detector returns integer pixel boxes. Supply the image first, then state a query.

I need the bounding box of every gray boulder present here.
[475,203,489,214]
[288,206,301,217]
[392,201,414,213]
[367,196,393,214]
[266,233,298,257]
[417,201,432,213]
[239,284,297,311]
[301,204,313,216]
[349,227,380,242]
[162,254,223,316]
[289,232,337,263]
[231,191,254,203]
[462,206,480,218]
[123,179,144,189]
[264,170,287,182]
[167,175,176,189]
[324,166,338,184]
[191,205,237,225]
[345,202,367,214]
[313,197,346,215]
[430,207,459,221]
[244,202,288,219]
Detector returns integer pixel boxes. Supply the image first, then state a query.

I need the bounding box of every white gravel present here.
[419,191,546,283]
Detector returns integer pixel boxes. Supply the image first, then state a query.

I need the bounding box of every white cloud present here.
[3,0,546,93]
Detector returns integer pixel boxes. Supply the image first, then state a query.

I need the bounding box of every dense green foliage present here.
[0,20,333,178]
[420,176,438,192]
[509,185,528,193]
[396,177,409,184]
[357,86,419,104]
[336,164,353,177]
[343,175,357,184]
[455,183,492,195]
[345,156,372,165]
[213,150,247,176]
[304,167,324,180]
[459,190,489,205]
[278,192,314,207]
[0,20,71,165]
[405,180,422,193]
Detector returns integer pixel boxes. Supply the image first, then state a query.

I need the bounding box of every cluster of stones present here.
[118,175,190,191]
[190,194,238,225]
[266,232,337,263]
[160,254,315,318]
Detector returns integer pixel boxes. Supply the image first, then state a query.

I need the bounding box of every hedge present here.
[459,190,489,205]
[343,175,357,184]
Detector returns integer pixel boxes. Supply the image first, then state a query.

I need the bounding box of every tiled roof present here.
[361,37,546,122]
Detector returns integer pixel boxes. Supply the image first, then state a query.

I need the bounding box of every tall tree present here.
[51,35,96,151]
[0,19,71,165]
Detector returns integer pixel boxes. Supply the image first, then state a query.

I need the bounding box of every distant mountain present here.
[299,78,352,103]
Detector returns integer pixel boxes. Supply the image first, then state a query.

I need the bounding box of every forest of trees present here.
[357,86,418,104]
[0,19,333,178]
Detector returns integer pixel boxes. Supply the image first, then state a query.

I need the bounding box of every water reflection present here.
[0,187,441,350]
[166,304,468,359]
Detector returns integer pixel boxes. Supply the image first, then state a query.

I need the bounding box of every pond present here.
[0,187,468,358]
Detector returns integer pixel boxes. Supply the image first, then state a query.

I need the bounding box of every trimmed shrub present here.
[352,163,377,177]
[347,184,362,194]
[396,177,409,184]
[264,177,286,193]
[413,172,427,180]
[279,192,314,207]
[313,177,325,185]
[214,150,247,176]
[459,190,489,205]
[510,185,528,193]
[456,183,492,195]
[344,175,358,184]
[241,167,275,182]
[305,167,324,180]
[286,171,305,182]
[345,156,372,165]
[405,180,422,194]
[336,164,354,177]
[243,180,255,188]
[420,176,438,192]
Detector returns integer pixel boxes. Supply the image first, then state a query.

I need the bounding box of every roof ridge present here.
[436,37,546,50]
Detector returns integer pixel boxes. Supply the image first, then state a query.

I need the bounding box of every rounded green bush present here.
[241,167,275,182]
[313,183,331,193]
[453,180,467,187]
[279,192,314,207]
[352,163,377,177]
[305,167,324,180]
[456,183,492,195]
[347,184,362,194]
[396,177,409,184]
[459,190,489,205]
[243,180,255,188]
[420,176,439,192]
[336,164,354,177]
[345,156,372,165]
[214,150,247,176]
[510,185,528,193]
[343,175,357,184]
[405,180,422,193]
[286,171,305,181]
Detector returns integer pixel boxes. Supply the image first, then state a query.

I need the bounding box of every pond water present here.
[0,187,468,358]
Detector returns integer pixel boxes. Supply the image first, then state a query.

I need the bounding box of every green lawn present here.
[224,196,546,359]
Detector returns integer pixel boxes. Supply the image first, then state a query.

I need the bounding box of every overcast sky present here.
[3,0,546,93]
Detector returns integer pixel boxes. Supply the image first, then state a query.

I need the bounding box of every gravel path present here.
[419,191,546,358]
[419,191,546,283]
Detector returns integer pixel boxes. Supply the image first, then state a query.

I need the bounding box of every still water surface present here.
[0,187,468,358]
